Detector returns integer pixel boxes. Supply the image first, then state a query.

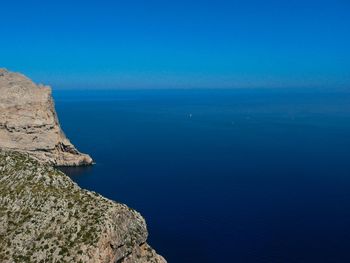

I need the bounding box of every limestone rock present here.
[0,68,93,166]
[0,150,166,263]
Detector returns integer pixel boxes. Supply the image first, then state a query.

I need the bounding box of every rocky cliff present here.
[0,68,92,166]
[0,150,166,263]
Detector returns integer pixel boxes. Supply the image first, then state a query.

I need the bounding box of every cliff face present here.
[0,68,92,166]
[0,151,166,263]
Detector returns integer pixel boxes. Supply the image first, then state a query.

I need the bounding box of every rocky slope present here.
[0,150,166,263]
[0,68,92,166]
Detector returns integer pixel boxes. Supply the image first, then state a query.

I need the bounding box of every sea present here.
[55,88,350,263]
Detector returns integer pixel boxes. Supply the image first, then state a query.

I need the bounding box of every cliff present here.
[0,150,166,263]
[0,68,93,166]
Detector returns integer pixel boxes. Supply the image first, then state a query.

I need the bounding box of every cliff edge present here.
[0,68,93,166]
[0,150,166,263]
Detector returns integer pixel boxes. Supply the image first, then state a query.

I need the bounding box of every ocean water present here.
[55,89,350,263]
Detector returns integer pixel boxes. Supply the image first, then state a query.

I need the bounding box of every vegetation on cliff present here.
[0,151,165,263]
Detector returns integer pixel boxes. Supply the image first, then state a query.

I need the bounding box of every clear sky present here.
[1,0,350,89]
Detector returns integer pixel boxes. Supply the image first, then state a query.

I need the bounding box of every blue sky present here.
[1,0,350,89]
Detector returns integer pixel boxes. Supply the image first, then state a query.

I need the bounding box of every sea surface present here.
[55,89,350,263]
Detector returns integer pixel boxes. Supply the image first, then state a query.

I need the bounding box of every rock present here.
[0,68,93,166]
[0,150,166,263]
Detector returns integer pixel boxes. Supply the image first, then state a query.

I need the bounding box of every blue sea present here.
[55,89,350,263]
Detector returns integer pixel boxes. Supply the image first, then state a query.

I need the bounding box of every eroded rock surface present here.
[0,151,166,263]
[0,68,92,166]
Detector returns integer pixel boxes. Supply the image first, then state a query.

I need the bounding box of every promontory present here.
[0,68,92,166]
[0,69,166,263]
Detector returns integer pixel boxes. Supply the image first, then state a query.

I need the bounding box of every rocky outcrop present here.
[0,150,166,263]
[0,68,92,166]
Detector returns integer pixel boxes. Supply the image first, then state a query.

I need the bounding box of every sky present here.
[1,0,350,89]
